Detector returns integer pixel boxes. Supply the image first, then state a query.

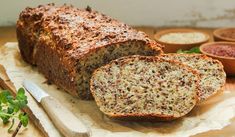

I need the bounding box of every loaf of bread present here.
[161,54,226,101]
[90,55,199,120]
[16,4,163,99]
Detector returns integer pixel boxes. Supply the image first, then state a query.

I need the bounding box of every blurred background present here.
[1,0,235,27]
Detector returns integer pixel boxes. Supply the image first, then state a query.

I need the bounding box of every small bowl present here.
[200,42,235,76]
[213,28,235,42]
[154,29,210,53]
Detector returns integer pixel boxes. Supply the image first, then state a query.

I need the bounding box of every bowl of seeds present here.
[154,28,210,53]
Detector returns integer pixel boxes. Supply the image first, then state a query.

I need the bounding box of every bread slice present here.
[161,54,226,101]
[90,55,199,120]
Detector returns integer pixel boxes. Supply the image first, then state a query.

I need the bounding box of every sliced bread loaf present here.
[161,54,226,101]
[17,4,162,99]
[90,55,199,120]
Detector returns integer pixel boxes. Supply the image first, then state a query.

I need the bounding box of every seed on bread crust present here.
[16,4,163,99]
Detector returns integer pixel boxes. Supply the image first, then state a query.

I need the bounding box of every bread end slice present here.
[161,53,226,102]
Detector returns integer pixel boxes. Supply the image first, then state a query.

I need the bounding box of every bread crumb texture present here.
[161,54,226,101]
[90,56,198,119]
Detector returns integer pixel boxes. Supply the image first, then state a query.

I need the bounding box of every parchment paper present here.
[1,42,235,137]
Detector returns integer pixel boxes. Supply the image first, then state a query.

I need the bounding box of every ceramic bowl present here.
[213,28,235,42]
[200,42,235,76]
[154,29,210,53]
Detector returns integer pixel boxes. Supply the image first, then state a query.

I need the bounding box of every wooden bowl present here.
[200,42,235,76]
[154,29,210,53]
[213,28,235,42]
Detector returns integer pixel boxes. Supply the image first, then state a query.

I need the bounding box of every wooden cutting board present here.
[1,61,235,137]
[0,27,235,137]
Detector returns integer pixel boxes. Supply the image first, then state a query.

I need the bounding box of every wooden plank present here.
[0,26,235,137]
[0,26,16,46]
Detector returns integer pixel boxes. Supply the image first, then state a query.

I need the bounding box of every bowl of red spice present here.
[200,42,235,76]
[213,28,235,42]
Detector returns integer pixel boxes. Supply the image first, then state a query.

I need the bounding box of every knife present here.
[23,80,90,137]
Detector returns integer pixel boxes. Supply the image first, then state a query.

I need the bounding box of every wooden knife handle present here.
[41,96,90,137]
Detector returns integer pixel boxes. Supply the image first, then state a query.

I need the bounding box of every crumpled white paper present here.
[1,42,235,137]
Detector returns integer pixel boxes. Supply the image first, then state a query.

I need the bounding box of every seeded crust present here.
[16,4,163,99]
[161,54,226,101]
[90,55,199,120]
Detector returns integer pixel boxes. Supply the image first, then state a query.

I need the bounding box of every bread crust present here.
[16,4,163,99]
[90,55,200,120]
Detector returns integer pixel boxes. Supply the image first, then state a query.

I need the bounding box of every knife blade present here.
[23,80,90,137]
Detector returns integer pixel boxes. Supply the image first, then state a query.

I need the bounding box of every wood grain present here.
[0,65,44,137]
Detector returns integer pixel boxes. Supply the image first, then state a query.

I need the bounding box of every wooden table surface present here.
[0,26,234,137]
